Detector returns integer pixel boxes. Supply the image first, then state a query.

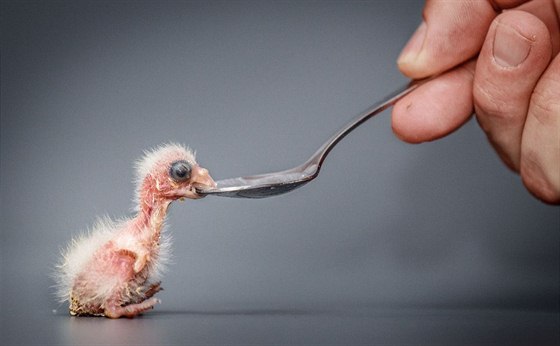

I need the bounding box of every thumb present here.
[397,0,530,79]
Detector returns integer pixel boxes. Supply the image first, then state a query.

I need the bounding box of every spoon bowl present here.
[199,162,319,198]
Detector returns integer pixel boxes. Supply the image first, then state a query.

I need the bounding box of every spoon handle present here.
[307,78,429,169]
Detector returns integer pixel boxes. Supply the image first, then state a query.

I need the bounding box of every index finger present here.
[397,0,530,79]
[392,60,476,143]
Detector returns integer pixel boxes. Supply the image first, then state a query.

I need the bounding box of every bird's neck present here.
[135,201,170,239]
[133,176,171,240]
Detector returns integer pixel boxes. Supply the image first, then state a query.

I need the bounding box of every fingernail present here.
[493,23,532,67]
[397,21,427,66]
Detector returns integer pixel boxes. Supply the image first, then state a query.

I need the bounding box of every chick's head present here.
[135,143,215,202]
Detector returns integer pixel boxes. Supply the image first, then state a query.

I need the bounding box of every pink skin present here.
[69,154,215,318]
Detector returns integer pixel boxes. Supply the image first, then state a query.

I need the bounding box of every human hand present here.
[392,0,559,204]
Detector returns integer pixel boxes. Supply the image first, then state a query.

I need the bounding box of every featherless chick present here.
[55,143,215,318]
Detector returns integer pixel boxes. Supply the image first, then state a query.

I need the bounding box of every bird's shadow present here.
[151,308,324,317]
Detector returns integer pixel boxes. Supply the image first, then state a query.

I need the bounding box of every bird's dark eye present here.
[169,160,192,182]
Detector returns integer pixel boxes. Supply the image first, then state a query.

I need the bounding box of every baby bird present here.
[55,143,215,318]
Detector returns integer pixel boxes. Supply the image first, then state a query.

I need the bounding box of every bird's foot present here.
[104,297,160,319]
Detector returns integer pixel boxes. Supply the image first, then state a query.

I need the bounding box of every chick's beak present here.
[191,165,216,190]
[177,165,216,200]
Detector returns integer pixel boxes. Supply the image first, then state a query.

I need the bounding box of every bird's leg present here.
[144,282,162,299]
[104,297,160,319]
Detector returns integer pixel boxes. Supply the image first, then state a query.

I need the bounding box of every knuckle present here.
[530,79,560,126]
[473,80,518,122]
[521,150,560,204]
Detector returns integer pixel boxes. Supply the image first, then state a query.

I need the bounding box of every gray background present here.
[1,1,558,345]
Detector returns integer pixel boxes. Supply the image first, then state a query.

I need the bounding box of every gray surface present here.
[6,308,560,346]
[1,1,558,345]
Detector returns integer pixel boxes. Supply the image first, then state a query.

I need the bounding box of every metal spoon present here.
[197,79,426,198]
